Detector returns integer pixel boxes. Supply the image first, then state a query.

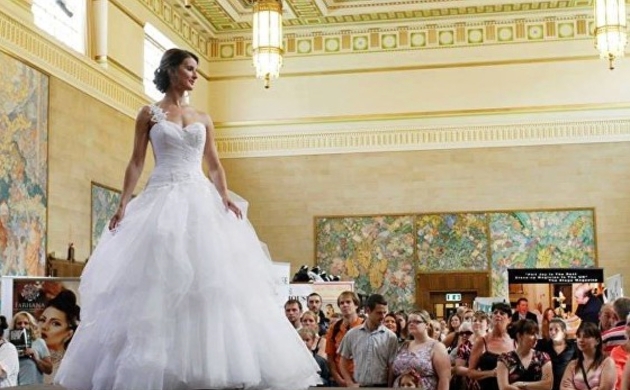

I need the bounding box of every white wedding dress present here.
[55,105,320,390]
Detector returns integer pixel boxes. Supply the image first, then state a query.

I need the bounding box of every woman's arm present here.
[497,358,520,390]
[454,357,469,376]
[560,360,577,390]
[433,341,453,390]
[598,357,618,390]
[34,355,53,375]
[467,337,497,381]
[201,113,242,218]
[109,106,152,230]
[317,337,327,360]
[513,360,553,390]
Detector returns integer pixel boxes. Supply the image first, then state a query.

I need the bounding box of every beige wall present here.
[222,142,630,293]
[47,78,153,261]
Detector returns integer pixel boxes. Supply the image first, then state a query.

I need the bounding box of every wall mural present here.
[90,182,121,251]
[0,51,49,276]
[316,209,596,312]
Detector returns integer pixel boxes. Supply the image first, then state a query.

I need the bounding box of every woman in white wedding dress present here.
[55,48,320,390]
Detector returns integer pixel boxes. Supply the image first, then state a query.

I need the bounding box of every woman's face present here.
[395,314,406,330]
[472,317,488,334]
[576,333,598,353]
[384,316,398,333]
[450,315,461,330]
[300,315,318,331]
[407,314,428,337]
[38,307,73,351]
[492,309,510,329]
[300,333,316,350]
[517,331,537,350]
[170,57,198,92]
[14,315,30,331]
[549,323,566,342]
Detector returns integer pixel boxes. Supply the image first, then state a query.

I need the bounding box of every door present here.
[416,271,490,319]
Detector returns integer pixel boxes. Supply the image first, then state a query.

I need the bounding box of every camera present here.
[9,329,32,358]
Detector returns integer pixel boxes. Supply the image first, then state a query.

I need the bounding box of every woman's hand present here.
[223,198,243,219]
[24,347,38,360]
[109,205,125,230]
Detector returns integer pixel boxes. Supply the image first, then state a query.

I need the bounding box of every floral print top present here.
[392,340,439,390]
[498,350,551,383]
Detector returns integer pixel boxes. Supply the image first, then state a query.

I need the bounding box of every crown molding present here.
[215,114,630,158]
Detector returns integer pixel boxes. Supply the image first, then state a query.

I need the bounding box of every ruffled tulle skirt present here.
[55,175,320,390]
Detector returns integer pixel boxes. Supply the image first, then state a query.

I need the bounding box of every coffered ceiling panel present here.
[185,0,597,33]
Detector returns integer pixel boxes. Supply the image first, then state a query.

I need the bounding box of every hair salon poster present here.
[0,276,80,320]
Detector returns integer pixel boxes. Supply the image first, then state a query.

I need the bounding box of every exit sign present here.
[446,293,462,302]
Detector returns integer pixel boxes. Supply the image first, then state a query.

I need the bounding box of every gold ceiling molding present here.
[214,118,630,158]
[0,8,148,119]
[210,13,592,59]
[192,0,597,32]
[134,0,212,60]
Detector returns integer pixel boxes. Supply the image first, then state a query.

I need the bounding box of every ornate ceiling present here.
[182,0,595,34]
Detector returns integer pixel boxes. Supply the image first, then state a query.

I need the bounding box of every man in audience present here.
[602,297,630,355]
[284,298,303,330]
[338,294,398,388]
[511,297,539,324]
[325,291,363,387]
[575,284,603,324]
[307,292,330,336]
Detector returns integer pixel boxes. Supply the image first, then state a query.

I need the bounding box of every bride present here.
[55,48,320,390]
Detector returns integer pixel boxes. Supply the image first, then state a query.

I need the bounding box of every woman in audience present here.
[430,320,445,342]
[11,311,52,385]
[610,313,630,390]
[468,302,515,390]
[444,313,463,354]
[384,312,405,343]
[0,315,19,387]
[298,328,330,387]
[300,311,327,359]
[542,308,557,340]
[536,318,577,390]
[397,311,410,341]
[560,322,615,390]
[496,319,552,390]
[38,290,80,384]
[453,322,476,390]
[391,310,451,390]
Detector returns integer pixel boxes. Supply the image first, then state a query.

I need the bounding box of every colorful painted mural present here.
[316,209,596,311]
[490,209,596,298]
[0,51,48,276]
[90,182,121,251]
[316,215,416,311]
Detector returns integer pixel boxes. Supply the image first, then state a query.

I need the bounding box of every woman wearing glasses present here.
[468,302,516,390]
[560,322,615,390]
[390,310,451,390]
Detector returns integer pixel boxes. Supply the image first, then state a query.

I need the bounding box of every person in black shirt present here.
[536,318,577,390]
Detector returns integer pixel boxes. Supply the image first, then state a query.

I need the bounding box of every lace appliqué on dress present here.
[149,104,167,123]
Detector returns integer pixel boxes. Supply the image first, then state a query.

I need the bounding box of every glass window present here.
[144,23,178,101]
[32,0,86,54]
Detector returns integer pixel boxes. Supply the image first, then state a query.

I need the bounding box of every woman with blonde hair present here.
[11,311,52,385]
[300,311,327,359]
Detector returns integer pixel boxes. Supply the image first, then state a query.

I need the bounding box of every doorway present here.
[416,271,490,319]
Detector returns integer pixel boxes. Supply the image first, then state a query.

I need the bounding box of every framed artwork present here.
[90,182,121,251]
[0,51,49,276]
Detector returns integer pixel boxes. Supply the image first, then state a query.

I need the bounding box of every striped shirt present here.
[602,322,627,355]
[338,323,398,386]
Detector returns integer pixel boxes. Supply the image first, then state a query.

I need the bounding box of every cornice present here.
[0,8,148,119]
[214,114,630,158]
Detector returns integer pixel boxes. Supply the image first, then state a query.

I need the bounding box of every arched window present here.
[32,0,86,54]
[144,23,177,101]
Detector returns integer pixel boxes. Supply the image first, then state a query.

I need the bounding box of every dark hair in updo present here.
[0,315,8,333]
[46,290,81,349]
[153,48,199,93]
[507,319,538,340]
